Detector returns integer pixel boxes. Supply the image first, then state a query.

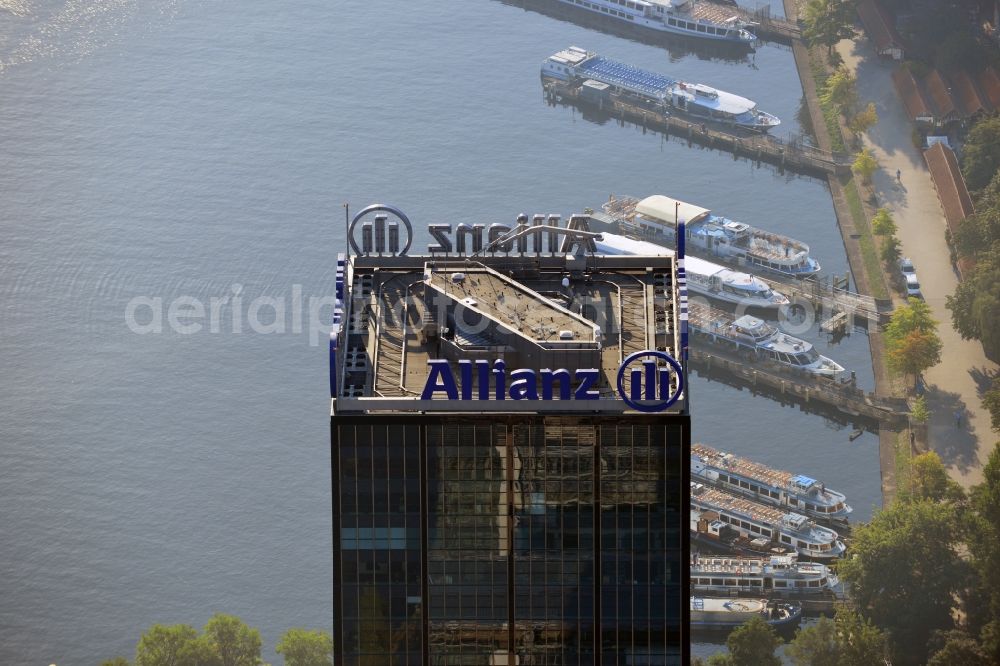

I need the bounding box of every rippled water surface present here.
[0,1,879,662]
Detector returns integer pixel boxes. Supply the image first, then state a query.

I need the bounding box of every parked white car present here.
[898,258,922,298]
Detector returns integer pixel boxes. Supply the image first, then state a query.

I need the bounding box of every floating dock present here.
[544,78,851,178]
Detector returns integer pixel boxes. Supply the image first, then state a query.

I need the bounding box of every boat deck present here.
[578,55,676,98]
[692,484,788,525]
[693,443,793,489]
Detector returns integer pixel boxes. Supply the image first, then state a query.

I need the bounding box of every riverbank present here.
[783,0,906,504]
[834,35,998,488]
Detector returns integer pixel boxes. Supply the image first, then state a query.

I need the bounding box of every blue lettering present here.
[476,360,491,400]
[509,369,539,400]
[459,360,473,400]
[574,369,600,400]
[493,359,506,400]
[422,360,458,400]
[541,368,573,400]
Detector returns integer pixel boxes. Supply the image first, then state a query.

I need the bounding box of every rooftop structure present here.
[924,70,959,124]
[892,67,933,124]
[331,209,687,414]
[950,69,990,118]
[857,0,904,59]
[924,143,976,276]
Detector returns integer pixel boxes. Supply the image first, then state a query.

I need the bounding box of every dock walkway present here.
[544,79,851,178]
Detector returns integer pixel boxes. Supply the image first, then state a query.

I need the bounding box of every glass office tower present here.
[331,228,689,665]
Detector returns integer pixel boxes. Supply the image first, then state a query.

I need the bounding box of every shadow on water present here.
[689,358,883,433]
[542,93,819,183]
[495,0,755,64]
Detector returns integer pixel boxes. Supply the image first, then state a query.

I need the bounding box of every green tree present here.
[851,149,878,183]
[908,451,964,503]
[101,659,131,666]
[707,616,782,666]
[881,234,901,265]
[947,247,1000,359]
[838,500,966,664]
[927,630,991,666]
[886,329,942,379]
[984,379,1000,432]
[885,298,938,342]
[952,171,1000,260]
[911,395,930,423]
[962,116,1000,192]
[135,624,203,666]
[871,208,896,236]
[803,0,858,54]
[821,66,858,114]
[276,628,333,666]
[202,614,262,666]
[787,615,840,666]
[849,102,878,136]
[835,606,889,665]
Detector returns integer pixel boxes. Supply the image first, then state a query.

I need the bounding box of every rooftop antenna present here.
[343,202,350,263]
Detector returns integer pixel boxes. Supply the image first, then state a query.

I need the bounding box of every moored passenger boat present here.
[689,301,846,378]
[593,231,789,309]
[690,597,802,631]
[692,443,852,524]
[604,195,820,276]
[551,0,757,44]
[542,47,778,130]
[690,483,846,560]
[691,553,840,597]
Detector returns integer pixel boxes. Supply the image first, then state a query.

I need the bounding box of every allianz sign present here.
[420,351,684,413]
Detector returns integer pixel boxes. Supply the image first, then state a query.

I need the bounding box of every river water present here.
[0,1,880,663]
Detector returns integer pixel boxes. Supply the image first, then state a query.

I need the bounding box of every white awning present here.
[635,194,711,225]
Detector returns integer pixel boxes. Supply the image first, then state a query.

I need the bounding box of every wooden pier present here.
[544,80,851,179]
[736,3,801,45]
[688,347,909,426]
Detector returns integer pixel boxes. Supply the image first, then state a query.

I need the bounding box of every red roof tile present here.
[977,67,1000,109]
[949,69,988,117]
[892,67,932,121]
[924,70,958,121]
[857,0,904,53]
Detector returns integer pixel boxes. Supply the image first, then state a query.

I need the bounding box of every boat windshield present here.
[793,349,820,365]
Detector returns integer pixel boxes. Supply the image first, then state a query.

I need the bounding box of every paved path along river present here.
[837,36,999,487]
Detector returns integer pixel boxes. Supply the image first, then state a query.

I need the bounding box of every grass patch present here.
[808,49,848,153]
[844,180,889,301]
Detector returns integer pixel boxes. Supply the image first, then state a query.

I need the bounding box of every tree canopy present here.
[962,116,1000,192]
[851,149,877,183]
[706,615,782,666]
[276,628,333,666]
[884,299,942,378]
[786,608,888,666]
[837,499,966,664]
[803,0,857,54]
[202,614,262,666]
[947,247,1000,360]
[871,208,896,236]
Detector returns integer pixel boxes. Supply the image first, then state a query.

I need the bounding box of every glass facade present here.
[332,414,688,665]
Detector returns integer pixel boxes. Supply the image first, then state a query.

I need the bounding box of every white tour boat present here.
[542,47,779,131]
[593,231,790,309]
[604,195,821,276]
[689,301,846,378]
[692,443,852,524]
[552,0,757,44]
[691,553,840,597]
[691,597,802,630]
[691,482,847,560]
